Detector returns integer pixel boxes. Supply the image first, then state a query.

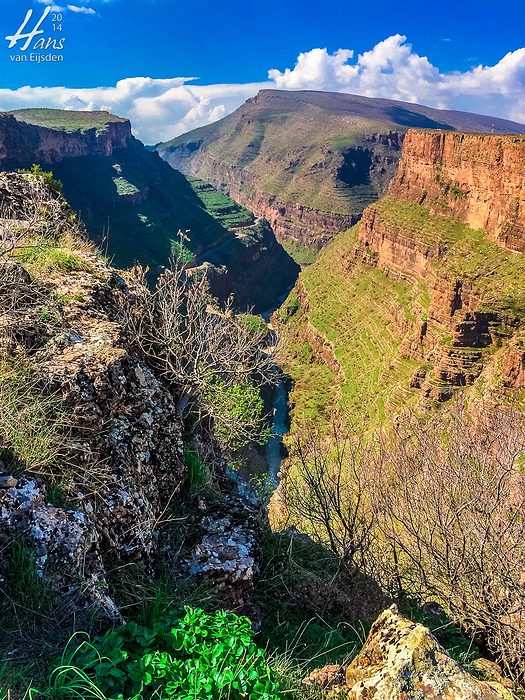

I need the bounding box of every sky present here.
[1,0,525,144]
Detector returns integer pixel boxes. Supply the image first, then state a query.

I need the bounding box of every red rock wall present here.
[0,114,132,167]
[389,130,525,252]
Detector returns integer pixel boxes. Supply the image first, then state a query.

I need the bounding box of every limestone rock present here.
[187,494,261,614]
[307,606,511,700]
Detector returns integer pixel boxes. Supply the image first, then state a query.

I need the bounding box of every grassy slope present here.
[373,197,525,318]
[188,177,253,229]
[281,226,426,427]
[281,198,525,429]
[8,109,126,132]
[160,90,525,217]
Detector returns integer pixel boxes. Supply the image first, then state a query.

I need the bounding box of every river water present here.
[265,380,288,485]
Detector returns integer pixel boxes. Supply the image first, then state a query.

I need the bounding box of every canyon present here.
[279,129,525,428]
[0,109,299,311]
[159,90,525,253]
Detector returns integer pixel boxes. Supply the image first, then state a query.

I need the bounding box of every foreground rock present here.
[305,606,512,700]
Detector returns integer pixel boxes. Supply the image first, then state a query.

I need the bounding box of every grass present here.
[281,225,425,428]
[0,359,69,475]
[183,446,211,493]
[15,246,93,275]
[281,240,317,267]
[9,109,126,133]
[188,178,253,230]
[372,197,525,318]
[112,176,140,197]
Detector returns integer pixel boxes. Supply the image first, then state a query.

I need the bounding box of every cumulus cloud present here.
[1,35,524,144]
[268,36,525,124]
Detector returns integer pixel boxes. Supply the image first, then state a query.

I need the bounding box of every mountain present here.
[277,129,525,429]
[158,90,525,254]
[0,108,299,311]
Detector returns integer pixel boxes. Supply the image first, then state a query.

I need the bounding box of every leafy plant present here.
[170,238,194,265]
[203,377,270,450]
[45,608,282,700]
[19,164,63,194]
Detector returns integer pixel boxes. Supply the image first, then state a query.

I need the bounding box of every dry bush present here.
[369,403,525,681]
[0,171,71,256]
[279,404,525,682]
[279,417,375,576]
[122,256,278,449]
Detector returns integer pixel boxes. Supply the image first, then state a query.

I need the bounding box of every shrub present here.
[203,376,270,450]
[45,607,281,700]
[19,164,63,195]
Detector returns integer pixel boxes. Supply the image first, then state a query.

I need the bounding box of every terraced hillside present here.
[159,90,525,253]
[278,130,525,431]
[0,109,299,311]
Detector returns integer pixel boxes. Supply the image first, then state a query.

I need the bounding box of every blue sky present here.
[1,0,525,143]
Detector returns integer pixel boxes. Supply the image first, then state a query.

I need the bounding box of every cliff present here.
[278,129,525,428]
[0,111,131,166]
[158,90,525,254]
[0,109,298,312]
[387,130,525,252]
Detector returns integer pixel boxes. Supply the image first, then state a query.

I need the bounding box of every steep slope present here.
[0,109,298,311]
[278,130,525,429]
[158,90,525,252]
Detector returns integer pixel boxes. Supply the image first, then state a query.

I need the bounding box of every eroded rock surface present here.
[306,607,512,700]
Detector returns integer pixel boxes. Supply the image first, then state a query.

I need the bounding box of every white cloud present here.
[268,36,525,125]
[0,36,524,144]
[36,0,106,12]
[67,6,97,14]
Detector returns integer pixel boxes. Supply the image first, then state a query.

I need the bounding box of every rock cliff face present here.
[357,131,525,400]
[0,112,131,166]
[0,110,298,312]
[279,129,525,427]
[0,172,265,621]
[159,90,524,252]
[388,131,525,252]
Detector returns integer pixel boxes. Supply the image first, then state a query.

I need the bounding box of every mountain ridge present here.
[158,90,525,251]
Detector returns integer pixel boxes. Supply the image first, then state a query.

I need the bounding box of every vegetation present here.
[19,165,62,194]
[10,109,127,133]
[372,196,525,318]
[189,178,253,230]
[279,226,426,428]
[0,360,68,475]
[122,259,277,452]
[280,240,317,266]
[277,404,525,683]
[40,608,281,700]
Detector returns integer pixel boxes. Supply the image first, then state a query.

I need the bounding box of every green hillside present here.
[9,108,127,133]
[159,90,525,218]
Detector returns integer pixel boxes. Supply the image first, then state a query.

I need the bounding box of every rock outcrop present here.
[388,131,525,253]
[0,173,185,617]
[305,606,513,700]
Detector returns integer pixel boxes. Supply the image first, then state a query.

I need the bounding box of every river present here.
[265,380,289,485]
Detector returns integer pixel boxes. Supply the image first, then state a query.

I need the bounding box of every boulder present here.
[306,606,512,700]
